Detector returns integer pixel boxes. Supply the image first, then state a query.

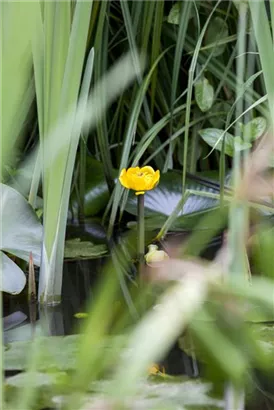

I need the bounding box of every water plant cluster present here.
[1,1,274,409]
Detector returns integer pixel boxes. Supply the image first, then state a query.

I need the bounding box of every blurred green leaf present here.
[252,226,274,279]
[240,117,267,142]
[195,77,214,112]
[233,136,252,152]
[167,3,181,25]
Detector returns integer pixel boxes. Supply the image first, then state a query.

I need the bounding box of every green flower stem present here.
[137,194,145,275]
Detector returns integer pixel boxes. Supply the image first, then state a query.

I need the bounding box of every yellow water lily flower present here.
[119,166,160,195]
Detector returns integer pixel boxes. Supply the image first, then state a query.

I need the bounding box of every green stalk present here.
[137,194,145,276]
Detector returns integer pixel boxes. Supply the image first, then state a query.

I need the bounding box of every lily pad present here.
[88,378,223,409]
[5,371,68,410]
[64,238,108,259]
[4,335,80,371]
[125,171,221,218]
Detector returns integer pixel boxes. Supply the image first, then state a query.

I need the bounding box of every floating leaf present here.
[195,77,214,112]
[64,238,108,259]
[205,17,229,56]
[125,171,220,218]
[86,378,223,409]
[4,335,80,371]
[5,371,68,409]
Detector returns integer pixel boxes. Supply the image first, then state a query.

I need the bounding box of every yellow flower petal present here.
[119,166,160,194]
[140,166,155,175]
[119,168,130,189]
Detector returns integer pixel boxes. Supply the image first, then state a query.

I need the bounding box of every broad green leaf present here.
[199,128,234,156]
[195,77,214,112]
[0,251,26,294]
[241,117,267,142]
[233,136,252,152]
[205,16,229,56]
[199,129,251,156]
[64,238,107,259]
[0,183,42,265]
[71,158,116,217]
